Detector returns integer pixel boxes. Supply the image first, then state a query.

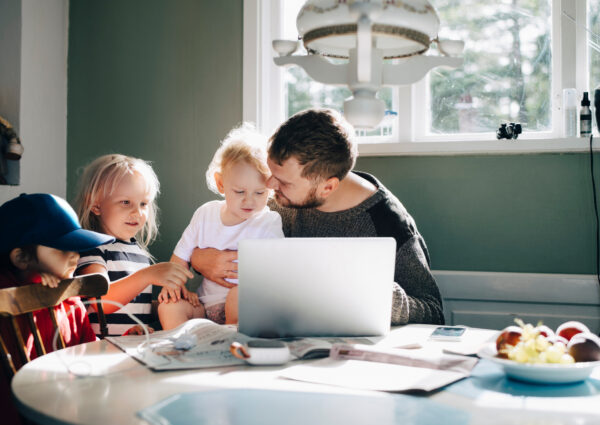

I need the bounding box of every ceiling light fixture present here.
[272,0,464,129]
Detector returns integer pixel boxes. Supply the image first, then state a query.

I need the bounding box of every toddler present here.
[74,154,193,336]
[158,124,283,329]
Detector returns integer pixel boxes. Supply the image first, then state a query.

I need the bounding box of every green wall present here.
[67,1,599,275]
[67,0,243,262]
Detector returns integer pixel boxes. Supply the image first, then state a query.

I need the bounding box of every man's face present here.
[266,157,325,209]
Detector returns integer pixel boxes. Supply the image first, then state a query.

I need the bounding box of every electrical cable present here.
[52,299,150,377]
[591,134,600,287]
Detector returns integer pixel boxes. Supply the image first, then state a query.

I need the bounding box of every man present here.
[192,108,444,325]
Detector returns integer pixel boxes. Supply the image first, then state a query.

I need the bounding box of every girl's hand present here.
[39,273,60,288]
[145,262,194,289]
[122,324,155,335]
[157,285,182,303]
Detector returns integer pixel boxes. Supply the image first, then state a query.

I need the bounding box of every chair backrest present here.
[0,273,109,379]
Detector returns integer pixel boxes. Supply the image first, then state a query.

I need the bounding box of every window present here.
[244,0,595,155]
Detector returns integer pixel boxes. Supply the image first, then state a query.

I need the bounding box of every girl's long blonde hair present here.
[74,154,160,250]
[206,123,270,195]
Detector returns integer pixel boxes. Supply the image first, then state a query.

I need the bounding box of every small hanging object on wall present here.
[496,122,522,140]
[0,115,24,185]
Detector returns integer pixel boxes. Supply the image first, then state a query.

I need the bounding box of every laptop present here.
[238,237,396,338]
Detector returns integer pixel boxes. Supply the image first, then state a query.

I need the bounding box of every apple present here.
[534,324,555,339]
[567,332,600,362]
[556,321,590,342]
[496,326,523,358]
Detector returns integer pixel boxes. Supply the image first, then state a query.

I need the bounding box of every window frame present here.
[243,0,595,156]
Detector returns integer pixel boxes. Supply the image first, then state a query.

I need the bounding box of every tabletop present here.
[11,324,600,425]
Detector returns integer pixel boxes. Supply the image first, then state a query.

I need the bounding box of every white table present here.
[11,324,600,425]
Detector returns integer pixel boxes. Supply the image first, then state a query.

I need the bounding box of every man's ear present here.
[9,248,32,271]
[214,172,225,194]
[318,177,340,199]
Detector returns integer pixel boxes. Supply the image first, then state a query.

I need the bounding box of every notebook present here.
[238,237,396,338]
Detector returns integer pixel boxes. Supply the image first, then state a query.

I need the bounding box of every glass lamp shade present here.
[297,0,440,59]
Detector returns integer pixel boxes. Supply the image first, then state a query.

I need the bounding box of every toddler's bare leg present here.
[225,286,238,324]
[158,300,206,330]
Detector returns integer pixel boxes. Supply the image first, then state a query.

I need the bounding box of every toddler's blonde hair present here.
[74,154,160,249]
[206,123,270,195]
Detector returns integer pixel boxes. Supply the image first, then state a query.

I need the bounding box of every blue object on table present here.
[447,359,600,399]
[138,389,470,425]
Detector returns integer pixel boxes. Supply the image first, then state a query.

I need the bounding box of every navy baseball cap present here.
[0,193,114,254]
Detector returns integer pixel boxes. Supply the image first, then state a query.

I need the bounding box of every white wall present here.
[0,0,68,203]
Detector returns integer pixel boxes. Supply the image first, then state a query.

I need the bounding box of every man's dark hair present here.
[268,109,357,181]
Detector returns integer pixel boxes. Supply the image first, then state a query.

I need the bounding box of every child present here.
[158,124,283,329]
[0,193,114,425]
[73,154,194,336]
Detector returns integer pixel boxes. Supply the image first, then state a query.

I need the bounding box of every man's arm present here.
[190,247,238,288]
[391,235,444,325]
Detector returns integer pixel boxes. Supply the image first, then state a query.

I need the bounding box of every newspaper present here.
[106,318,373,370]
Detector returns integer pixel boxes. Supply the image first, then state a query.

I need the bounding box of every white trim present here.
[359,135,597,156]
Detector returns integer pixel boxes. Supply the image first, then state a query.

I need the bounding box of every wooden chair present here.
[0,273,109,380]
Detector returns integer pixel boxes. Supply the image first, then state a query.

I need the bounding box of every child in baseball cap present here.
[0,193,115,365]
[0,193,115,424]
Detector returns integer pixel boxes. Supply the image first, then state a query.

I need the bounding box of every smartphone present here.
[429,326,466,341]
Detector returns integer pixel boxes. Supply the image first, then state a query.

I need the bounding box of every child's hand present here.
[181,288,201,307]
[122,324,155,335]
[39,273,60,288]
[158,286,182,304]
[145,262,194,289]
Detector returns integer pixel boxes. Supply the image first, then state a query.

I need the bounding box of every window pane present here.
[430,0,552,134]
[282,1,397,140]
[589,0,600,113]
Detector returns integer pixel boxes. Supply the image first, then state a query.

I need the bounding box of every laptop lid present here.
[238,237,396,338]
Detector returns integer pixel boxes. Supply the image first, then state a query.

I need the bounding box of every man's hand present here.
[190,247,238,288]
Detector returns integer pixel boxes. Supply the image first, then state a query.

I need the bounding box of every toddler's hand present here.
[39,273,60,288]
[146,262,193,289]
[182,288,201,307]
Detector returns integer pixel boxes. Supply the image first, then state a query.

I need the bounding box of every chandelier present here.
[272,0,464,129]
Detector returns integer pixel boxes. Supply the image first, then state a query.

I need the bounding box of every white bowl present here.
[478,343,600,385]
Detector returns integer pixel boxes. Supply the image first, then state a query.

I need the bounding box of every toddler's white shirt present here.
[173,200,284,306]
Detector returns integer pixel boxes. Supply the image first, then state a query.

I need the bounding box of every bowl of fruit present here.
[478,319,600,384]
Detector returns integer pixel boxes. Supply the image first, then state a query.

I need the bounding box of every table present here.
[11,324,600,425]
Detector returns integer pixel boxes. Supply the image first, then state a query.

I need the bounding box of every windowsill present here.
[358,136,599,157]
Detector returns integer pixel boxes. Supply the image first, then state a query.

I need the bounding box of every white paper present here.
[281,357,471,392]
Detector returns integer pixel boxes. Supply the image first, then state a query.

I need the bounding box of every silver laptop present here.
[238,237,396,338]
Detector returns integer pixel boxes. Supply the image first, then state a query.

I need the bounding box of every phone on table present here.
[429,326,466,341]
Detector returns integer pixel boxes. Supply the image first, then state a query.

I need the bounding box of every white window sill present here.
[358,137,599,157]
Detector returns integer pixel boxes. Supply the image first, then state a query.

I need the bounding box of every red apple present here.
[567,332,600,362]
[556,321,590,342]
[496,326,523,358]
[534,324,555,339]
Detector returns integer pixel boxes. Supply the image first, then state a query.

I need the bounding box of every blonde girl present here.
[158,124,283,329]
[74,154,193,336]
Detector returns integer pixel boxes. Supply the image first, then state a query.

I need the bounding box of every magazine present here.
[106,318,374,371]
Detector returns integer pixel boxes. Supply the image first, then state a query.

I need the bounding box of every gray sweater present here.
[269,171,444,325]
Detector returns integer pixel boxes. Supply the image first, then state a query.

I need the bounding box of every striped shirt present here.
[76,239,153,336]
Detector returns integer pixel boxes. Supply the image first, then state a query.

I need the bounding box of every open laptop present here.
[238,237,396,338]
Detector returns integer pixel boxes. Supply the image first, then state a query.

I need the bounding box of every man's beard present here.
[274,186,324,209]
